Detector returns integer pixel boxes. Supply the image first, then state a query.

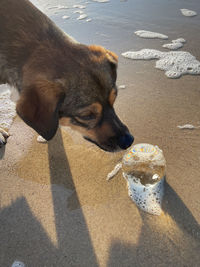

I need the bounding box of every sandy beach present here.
[1,0,200,266]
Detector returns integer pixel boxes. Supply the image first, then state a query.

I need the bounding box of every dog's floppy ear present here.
[89,45,118,66]
[16,79,65,140]
[106,50,118,67]
[106,50,118,80]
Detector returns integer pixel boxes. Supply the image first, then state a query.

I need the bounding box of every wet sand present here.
[1,0,200,266]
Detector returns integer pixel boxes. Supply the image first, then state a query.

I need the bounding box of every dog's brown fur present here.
[0,0,133,151]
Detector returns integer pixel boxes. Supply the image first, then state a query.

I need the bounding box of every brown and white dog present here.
[0,0,133,152]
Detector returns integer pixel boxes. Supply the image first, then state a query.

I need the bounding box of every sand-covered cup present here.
[122,143,166,215]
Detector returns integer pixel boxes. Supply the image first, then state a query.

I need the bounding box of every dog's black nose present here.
[118,133,134,150]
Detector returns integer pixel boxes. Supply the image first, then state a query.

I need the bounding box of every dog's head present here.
[17,45,133,152]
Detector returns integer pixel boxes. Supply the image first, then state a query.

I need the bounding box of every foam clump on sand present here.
[173,38,186,43]
[73,4,86,9]
[62,15,70,20]
[163,42,183,50]
[48,5,69,10]
[0,89,16,129]
[122,49,200,78]
[11,261,25,267]
[135,30,168,40]
[77,14,88,20]
[92,0,109,2]
[118,85,126,89]
[163,38,186,50]
[74,10,84,14]
[177,124,200,129]
[180,9,197,17]
[122,49,162,60]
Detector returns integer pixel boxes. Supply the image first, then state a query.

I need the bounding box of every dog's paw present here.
[0,128,9,148]
[37,135,47,143]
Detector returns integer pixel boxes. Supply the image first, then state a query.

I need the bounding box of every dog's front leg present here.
[0,128,9,147]
[37,135,47,143]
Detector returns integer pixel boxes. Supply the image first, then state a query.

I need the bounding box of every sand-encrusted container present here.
[122,144,166,215]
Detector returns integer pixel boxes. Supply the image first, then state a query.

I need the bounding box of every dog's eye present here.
[72,113,97,129]
[76,113,96,121]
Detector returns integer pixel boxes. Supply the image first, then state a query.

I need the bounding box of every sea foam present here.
[77,14,88,20]
[135,30,168,40]
[122,49,200,78]
[73,4,86,9]
[62,15,70,20]
[92,0,109,2]
[180,9,197,17]
[47,5,69,10]
[11,261,25,267]
[163,38,186,50]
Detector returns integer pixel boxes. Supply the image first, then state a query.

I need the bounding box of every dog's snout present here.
[104,108,134,150]
[118,133,134,150]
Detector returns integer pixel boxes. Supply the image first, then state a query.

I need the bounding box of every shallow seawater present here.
[30,0,200,52]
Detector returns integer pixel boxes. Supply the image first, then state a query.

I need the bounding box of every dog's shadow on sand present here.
[47,129,81,210]
[0,145,5,159]
[0,129,99,266]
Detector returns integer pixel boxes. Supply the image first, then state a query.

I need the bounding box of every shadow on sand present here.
[0,129,98,266]
[0,144,5,159]
[107,181,200,266]
[1,129,200,266]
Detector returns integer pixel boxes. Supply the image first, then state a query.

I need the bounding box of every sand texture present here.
[1,0,200,265]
